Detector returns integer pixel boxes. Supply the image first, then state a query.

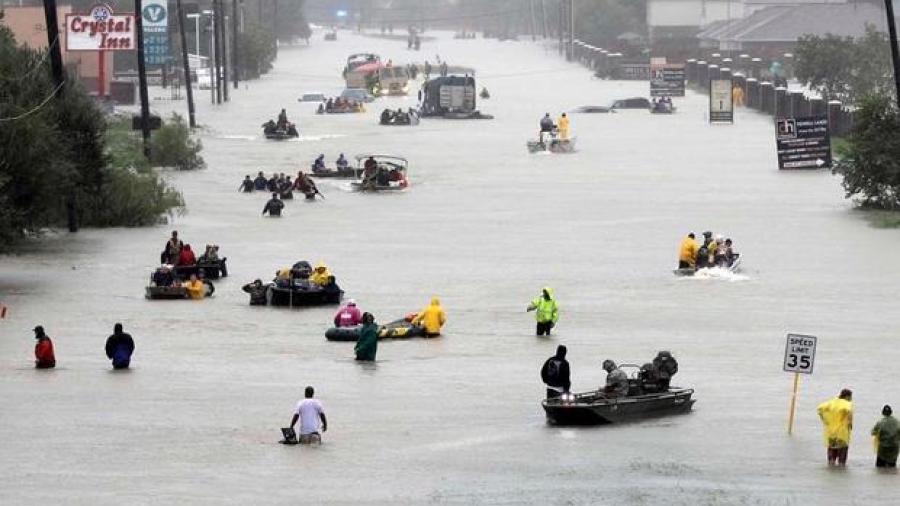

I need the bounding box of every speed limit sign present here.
[783,334,817,374]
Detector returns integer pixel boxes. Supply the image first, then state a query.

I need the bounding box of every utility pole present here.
[540,0,548,39]
[41,0,65,88]
[558,0,563,55]
[568,0,575,61]
[213,0,222,103]
[42,0,77,232]
[528,0,537,41]
[220,0,229,101]
[273,0,278,56]
[232,0,240,88]
[176,0,196,127]
[884,0,900,109]
[135,0,152,158]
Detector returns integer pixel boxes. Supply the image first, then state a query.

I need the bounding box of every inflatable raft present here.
[325,318,426,341]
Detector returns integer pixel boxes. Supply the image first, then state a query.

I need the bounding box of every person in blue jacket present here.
[105,323,135,370]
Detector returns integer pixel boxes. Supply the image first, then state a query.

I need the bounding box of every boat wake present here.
[683,267,748,282]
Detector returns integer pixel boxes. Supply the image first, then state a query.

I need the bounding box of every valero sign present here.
[66,4,135,51]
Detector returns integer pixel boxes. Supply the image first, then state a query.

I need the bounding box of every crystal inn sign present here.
[66,4,135,51]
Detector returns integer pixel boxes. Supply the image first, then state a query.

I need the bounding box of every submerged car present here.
[340,88,375,103]
[573,97,652,113]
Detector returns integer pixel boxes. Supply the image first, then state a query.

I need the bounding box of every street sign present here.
[783,333,817,374]
[142,0,171,65]
[650,63,685,97]
[66,4,135,51]
[709,79,733,123]
[775,115,831,170]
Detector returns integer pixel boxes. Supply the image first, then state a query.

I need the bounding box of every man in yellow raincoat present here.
[310,262,332,286]
[557,113,570,140]
[411,297,447,337]
[527,287,559,336]
[817,389,854,466]
[678,232,699,269]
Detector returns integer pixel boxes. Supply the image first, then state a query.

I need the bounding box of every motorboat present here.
[351,154,409,192]
[543,387,696,425]
[527,136,577,154]
[673,255,742,276]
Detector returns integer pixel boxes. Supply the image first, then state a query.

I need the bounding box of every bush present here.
[833,94,900,210]
[150,113,205,170]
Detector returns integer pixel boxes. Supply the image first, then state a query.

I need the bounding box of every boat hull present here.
[268,286,343,307]
[542,388,695,425]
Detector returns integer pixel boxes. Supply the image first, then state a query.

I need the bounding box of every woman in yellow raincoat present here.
[412,297,447,337]
[557,113,570,140]
[817,389,853,466]
[184,274,206,300]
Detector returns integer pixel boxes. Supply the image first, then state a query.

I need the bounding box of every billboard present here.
[66,4,135,51]
[709,79,734,123]
[650,63,686,97]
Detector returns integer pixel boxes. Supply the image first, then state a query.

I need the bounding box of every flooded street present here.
[3,30,900,505]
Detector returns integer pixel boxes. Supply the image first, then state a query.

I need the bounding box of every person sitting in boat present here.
[539,113,556,143]
[541,345,571,399]
[198,244,218,263]
[262,119,277,135]
[336,153,349,170]
[334,299,362,327]
[557,113,570,140]
[177,243,197,266]
[389,168,403,182]
[322,275,342,302]
[262,193,284,217]
[242,279,269,305]
[151,265,175,287]
[277,109,289,130]
[696,231,714,268]
[678,232,699,269]
[317,103,325,115]
[253,171,268,190]
[325,98,334,112]
[411,297,447,337]
[380,108,394,125]
[239,175,254,193]
[719,238,738,267]
[639,362,662,393]
[653,351,678,391]
[602,359,629,397]
[184,273,206,299]
[312,155,326,172]
[310,262,332,286]
[395,108,409,125]
[376,167,391,186]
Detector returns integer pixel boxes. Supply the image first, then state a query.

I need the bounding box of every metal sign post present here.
[783,333,817,435]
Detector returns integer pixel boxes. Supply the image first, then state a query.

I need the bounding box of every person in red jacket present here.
[178,244,197,266]
[33,326,55,369]
[333,300,362,327]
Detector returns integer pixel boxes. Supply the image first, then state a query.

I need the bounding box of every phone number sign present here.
[783,333,817,374]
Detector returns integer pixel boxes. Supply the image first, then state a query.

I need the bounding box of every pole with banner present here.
[709,78,734,123]
[783,333,817,435]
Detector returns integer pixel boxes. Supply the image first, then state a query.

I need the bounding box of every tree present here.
[833,94,900,209]
[574,0,646,48]
[237,22,277,79]
[795,25,893,104]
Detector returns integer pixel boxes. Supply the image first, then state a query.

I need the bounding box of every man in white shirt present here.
[290,386,328,444]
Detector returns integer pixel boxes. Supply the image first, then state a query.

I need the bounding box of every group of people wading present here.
[240,170,322,217]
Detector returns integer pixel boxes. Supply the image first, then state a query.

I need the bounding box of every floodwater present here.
[2,30,900,505]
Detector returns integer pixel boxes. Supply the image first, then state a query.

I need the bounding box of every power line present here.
[0,80,66,123]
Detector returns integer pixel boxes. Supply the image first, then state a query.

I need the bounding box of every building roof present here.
[698,2,890,43]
